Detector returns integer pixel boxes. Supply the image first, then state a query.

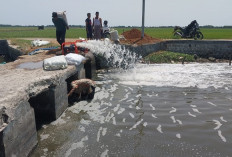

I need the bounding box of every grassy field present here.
[0,26,232,39]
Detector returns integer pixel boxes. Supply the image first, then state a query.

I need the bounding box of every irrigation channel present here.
[31,40,232,157]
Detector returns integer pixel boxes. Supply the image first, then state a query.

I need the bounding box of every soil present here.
[120,28,162,45]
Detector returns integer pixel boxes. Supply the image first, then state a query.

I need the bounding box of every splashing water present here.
[76,39,140,69]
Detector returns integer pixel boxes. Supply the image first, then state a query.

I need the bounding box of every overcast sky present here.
[1,0,232,27]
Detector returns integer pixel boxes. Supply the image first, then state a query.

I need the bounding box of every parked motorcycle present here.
[173,20,204,40]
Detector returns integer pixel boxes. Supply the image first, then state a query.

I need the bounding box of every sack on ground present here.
[65,53,86,66]
[43,55,67,71]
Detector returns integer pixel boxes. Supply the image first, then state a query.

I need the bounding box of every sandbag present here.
[57,11,68,25]
[65,53,86,66]
[31,39,50,47]
[43,55,67,71]
[110,29,119,41]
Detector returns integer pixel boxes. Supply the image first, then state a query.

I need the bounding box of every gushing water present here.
[76,39,140,69]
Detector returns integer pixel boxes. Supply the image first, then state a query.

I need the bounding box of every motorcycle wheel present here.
[173,31,183,39]
[194,32,204,40]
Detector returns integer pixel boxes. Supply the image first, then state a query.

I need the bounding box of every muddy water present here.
[30,63,232,157]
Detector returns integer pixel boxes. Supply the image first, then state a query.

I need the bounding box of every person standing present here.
[85,13,93,40]
[52,12,69,47]
[92,11,102,40]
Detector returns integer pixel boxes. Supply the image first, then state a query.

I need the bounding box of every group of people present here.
[85,12,103,40]
[52,11,104,48]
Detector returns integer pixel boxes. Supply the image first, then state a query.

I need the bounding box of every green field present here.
[0,26,232,39]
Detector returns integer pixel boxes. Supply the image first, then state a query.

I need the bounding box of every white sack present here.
[43,55,67,71]
[57,11,68,25]
[32,39,50,47]
[65,53,86,66]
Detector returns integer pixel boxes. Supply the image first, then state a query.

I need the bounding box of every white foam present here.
[118,108,125,114]
[51,117,66,125]
[147,93,153,97]
[129,113,135,119]
[176,134,181,139]
[220,116,227,122]
[65,136,88,157]
[143,122,148,127]
[115,133,121,137]
[107,63,232,89]
[218,130,227,142]
[170,116,176,123]
[136,94,142,98]
[102,128,107,136]
[127,99,134,102]
[176,120,183,125]
[122,118,126,123]
[40,134,49,141]
[192,108,202,114]
[112,117,116,125]
[152,114,157,118]
[105,112,114,123]
[207,102,217,107]
[157,124,163,133]
[188,112,196,118]
[129,119,144,130]
[169,107,177,113]
[136,106,141,110]
[97,127,103,142]
[190,105,197,108]
[149,104,156,110]
[113,104,120,112]
[119,93,129,102]
[213,120,222,130]
[100,149,109,157]
[78,125,85,132]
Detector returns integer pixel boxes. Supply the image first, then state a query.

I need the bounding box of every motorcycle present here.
[173,21,204,40]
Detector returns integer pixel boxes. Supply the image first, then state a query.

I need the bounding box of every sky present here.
[1,0,232,27]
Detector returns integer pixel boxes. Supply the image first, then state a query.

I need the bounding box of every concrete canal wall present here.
[0,48,95,157]
[126,40,232,58]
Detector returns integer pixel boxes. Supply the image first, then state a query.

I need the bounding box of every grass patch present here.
[144,51,195,63]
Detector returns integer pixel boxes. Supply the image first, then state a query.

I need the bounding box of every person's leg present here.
[60,30,66,45]
[89,29,93,39]
[56,31,62,45]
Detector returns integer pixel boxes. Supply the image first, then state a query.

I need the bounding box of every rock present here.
[208,57,216,62]
[194,54,198,60]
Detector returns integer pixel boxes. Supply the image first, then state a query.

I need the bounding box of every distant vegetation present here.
[0,25,232,39]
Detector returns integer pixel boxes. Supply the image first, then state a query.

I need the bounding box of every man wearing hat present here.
[52,12,69,47]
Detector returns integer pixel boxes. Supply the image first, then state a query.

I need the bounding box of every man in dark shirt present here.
[52,12,69,47]
[85,13,93,40]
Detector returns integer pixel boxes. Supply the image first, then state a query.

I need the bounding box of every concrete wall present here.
[0,51,96,157]
[1,101,37,157]
[164,40,232,59]
[125,40,232,59]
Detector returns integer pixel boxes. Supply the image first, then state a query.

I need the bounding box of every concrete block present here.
[0,101,37,157]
